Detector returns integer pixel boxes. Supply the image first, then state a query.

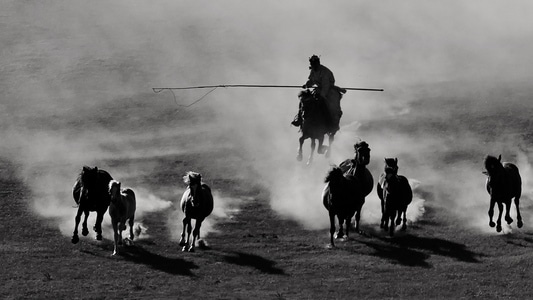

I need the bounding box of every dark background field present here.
[2,1,533,299]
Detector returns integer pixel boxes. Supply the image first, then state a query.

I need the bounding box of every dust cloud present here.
[2,0,533,241]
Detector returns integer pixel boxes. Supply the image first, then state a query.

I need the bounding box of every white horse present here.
[108,180,136,256]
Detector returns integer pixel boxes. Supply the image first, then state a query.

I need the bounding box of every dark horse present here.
[296,89,340,164]
[71,166,113,244]
[322,141,374,248]
[377,158,413,237]
[483,155,523,233]
[179,171,214,252]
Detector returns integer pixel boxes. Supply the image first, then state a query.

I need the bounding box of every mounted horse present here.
[179,171,214,252]
[377,158,413,237]
[322,141,374,248]
[108,180,136,256]
[483,155,523,233]
[71,166,113,244]
[295,89,342,164]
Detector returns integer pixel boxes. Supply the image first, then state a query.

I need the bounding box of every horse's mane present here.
[298,89,313,100]
[324,166,343,183]
[108,179,120,194]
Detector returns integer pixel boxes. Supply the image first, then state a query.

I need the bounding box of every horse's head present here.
[354,141,371,166]
[298,89,316,111]
[79,166,99,201]
[183,171,203,207]
[483,155,503,177]
[108,180,121,203]
[382,174,401,204]
[384,158,399,175]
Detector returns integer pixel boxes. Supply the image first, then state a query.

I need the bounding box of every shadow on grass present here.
[120,245,199,276]
[82,242,198,277]
[208,250,286,275]
[381,234,482,263]
[358,240,432,268]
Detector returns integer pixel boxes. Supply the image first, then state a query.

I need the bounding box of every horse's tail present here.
[123,188,136,218]
[201,184,214,217]
[399,176,413,206]
[72,180,82,206]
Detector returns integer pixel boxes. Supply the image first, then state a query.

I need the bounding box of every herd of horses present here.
[296,89,524,247]
[71,166,213,255]
[69,91,525,253]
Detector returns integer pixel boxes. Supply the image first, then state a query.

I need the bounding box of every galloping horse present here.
[377,158,413,236]
[483,155,523,233]
[108,180,136,256]
[322,141,373,248]
[296,89,342,164]
[71,166,113,244]
[179,172,214,252]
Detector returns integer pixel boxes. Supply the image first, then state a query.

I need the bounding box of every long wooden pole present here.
[152,84,383,93]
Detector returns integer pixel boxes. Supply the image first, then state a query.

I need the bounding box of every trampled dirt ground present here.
[2,93,533,300]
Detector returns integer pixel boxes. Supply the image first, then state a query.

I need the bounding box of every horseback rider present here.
[291,55,346,132]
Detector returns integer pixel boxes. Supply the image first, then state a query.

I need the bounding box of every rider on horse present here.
[292,55,346,133]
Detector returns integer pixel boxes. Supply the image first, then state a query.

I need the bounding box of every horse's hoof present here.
[296,153,303,162]
[112,251,118,256]
[188,246,195,252]
[71,236,79,244]
[95,234,103,241]
[496,226,502,233]
[179,238,186,247]
[82,229,89,236]
[506,217,513,225]
[401,226,407,231]
[326,244,335,249]
[181,246,188,252]
[489,221,496,228]
[518,220,524,228]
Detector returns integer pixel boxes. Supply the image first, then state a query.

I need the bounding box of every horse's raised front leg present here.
[515,196,523,228]
[72,208,84,244]
[297,136,305,162]
[488,198,496,228]
[94,212,104,240]
[496,202,504,233]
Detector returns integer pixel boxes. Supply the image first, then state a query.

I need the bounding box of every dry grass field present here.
[2,91,533,299]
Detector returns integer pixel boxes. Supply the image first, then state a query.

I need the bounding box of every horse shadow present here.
[358,239,432,268]
[82,240,198,277]
[206,250,286,275]
[119,244,199,277]
[379,234,482,263]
